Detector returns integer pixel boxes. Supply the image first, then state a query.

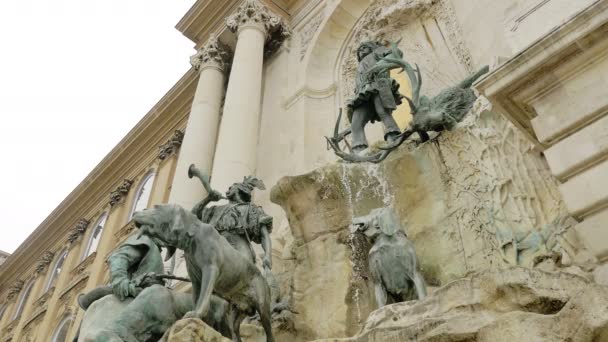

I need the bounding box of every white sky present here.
[0,0,196,253]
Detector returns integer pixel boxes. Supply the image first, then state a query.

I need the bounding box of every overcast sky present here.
[0,0,196,253]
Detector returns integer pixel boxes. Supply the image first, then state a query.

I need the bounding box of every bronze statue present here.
[327,40,489,163]
[189,165,273,271]
[352,208,427,307]
[134,204,275,342]
[347,40,404,154]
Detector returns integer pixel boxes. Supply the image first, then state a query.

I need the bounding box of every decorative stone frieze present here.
[109,179,134,207]
[158,130,185,160]
[6,280,24,301]
[34,251,55,275]
[66,218,90,244]
[190,36,232,72]
[225,0,291,57]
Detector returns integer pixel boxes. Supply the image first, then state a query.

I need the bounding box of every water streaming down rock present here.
[338,161,398,331]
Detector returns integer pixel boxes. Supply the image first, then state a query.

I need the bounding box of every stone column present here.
[168,35,231,209]
[210,0,289,192]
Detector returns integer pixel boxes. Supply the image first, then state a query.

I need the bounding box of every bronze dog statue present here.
[133,204,274,342]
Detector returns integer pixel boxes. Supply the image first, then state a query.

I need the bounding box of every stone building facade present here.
[1,0,607,341]
[0,251,9,267]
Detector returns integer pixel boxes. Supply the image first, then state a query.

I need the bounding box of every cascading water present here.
[339,160,395,330]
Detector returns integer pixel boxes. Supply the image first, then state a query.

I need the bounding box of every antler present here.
[401,62,421,114]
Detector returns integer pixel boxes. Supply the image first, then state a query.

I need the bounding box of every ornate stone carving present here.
[299,11,324,60]
[226,0,291,57]
[109,179,134,207]
[6,280,24,301]
[35,251,55,274]
[158,130,185,160]
[190,35,232,72]
[67,218,90,244]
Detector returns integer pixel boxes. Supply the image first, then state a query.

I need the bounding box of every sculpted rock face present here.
[162,319,231,342]
[312,268,608,342]
[271,105,573,338]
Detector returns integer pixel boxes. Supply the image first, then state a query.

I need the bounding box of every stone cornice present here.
[176,0,290,49]
[0,69,197,294]
[476,0,608,147]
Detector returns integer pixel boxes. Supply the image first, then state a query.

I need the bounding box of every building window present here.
[51,315,72,342]
[45,250,68,291]
[82,213,107,259]
[128,172,156,220]
[13,279,34,319]
[0,303,6,322]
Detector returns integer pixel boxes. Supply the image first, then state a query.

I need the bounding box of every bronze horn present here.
[188,164,225,199]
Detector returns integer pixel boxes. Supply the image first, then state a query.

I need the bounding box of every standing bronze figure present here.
[327,40,489,163]
[347,40,404,154]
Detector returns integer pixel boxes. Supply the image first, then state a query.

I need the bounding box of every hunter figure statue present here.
[347,40,404,153]
[75,235,194,341]
[190,165,274,270]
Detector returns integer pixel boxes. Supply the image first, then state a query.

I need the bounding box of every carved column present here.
[168,35,232,209]
[210,0,289,192]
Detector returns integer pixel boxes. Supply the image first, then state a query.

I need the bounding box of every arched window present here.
[13,279,34,319]
[128,172,156,220]
[0,303,6,322]
[45,250,68,291]
[82,213,107,259]
[51,315,72,342]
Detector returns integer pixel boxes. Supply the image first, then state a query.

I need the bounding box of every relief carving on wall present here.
[109,179,134,207]
[6,280,24,302]
[338,0,474,105]
[67,218,91,244]
[158,130,185,161]
[335,0,570,275]
[34,251,55,275]
[299,11,324,60]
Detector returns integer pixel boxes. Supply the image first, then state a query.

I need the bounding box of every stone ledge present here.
[313,267,605,342]
[544,114,608,180]
[559,158,608,217]
[575,210,608,261]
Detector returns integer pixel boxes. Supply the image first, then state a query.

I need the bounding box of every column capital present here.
[190,34,232,73]
[225,0,290,56]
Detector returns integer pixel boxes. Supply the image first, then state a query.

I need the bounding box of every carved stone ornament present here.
[158,130,185,160]
[35,251,55,274]
[6,280,25,301]
[109,179,134,207]
[67,218,91,244]
[226,0,291,57]
[190,35,232,72]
